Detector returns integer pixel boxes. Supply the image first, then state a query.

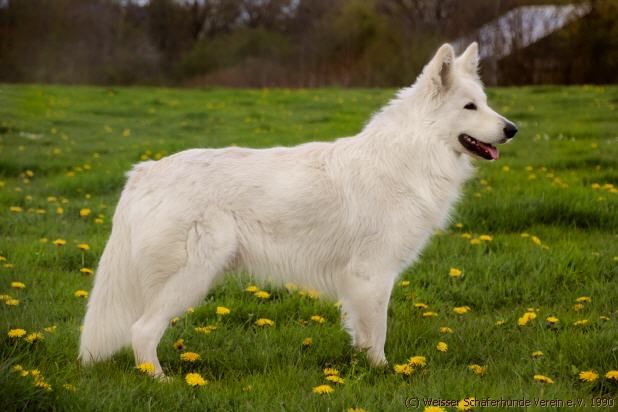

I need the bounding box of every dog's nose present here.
[503,122,518,139]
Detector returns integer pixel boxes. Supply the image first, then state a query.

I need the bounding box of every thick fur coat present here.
[79,43,517,376]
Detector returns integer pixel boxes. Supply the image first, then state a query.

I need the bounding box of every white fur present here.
[79,43,515,375]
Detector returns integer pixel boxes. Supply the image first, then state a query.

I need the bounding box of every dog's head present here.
[418,43,517,160]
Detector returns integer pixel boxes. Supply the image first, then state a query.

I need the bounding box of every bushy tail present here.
[79,215,143,365]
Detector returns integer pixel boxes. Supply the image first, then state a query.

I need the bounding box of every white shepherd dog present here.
[80,42,517,376]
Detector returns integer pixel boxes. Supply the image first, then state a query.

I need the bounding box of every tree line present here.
[0,0,616,87]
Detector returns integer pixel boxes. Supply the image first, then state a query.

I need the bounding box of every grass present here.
[0,84,617,411]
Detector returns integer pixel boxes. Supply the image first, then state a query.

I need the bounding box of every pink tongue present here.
[480,142,499,160]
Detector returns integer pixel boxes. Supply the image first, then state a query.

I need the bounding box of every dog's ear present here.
[421,43,455,94]
[456,42,480,77]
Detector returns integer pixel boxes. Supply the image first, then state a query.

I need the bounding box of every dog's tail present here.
[78,170,148,365]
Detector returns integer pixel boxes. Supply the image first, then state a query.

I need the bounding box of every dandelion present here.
[518,311,537,326]
[326,375,345,384]
[8,328,27,338]
[311,315,326,324]
[323,367,339,376]
[531,351,544,358]
[436,342,448,352]
[25,332,44,343]
[470,238,481,245]
[170,317,180,326]
[461,233,472,239]
[453,306,471,315]
[468,364,486,376]
[531,236,542,246]
[216,306,231,316]
[78,243,90,251]
[457,398,476,411]
[74,290,89,298]
[312,384,334,394]
[302,337,313,346]
[573,319,589,326]
[254,290,271,299]
[11,282,25,289]
[439,326,454,334]
[579,370,599,382]
[399,280,410,287]
[53,239,66,246]
[599,315,609,321]
[34,379,52,391]
[44,325,57,333]
[245,285,259,293]
[495,319,506,326]
[575,296,591,303]
[423,407,446,412]
[479,235,493,241]
[80,267,94,275]
[10,206,23,213]
[79,208,91,217]
[534,374,554,384]
[173,339,184,350]
[5,298,19,306]
[414,302,428,309]
[422,311,438,317]
[63,384,77,392]
[194,325,217,334]
[605,370,618,380]
[255,318,274,327]
[347,408,367,412]
[449,268,462,278]
[185,372,207,387]
[180,352,201,362]
[11,364,24,373]
[408,356,426,368]
[136,362,155,375]
[546,316,559,324]
[393,364,413,376]
[56,207,64,215]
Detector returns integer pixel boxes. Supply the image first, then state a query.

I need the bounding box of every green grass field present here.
[1,84,617,411]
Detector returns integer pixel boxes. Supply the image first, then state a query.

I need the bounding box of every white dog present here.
[79,43,517,376]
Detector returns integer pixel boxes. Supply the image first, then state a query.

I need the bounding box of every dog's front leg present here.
[338,271,395,367]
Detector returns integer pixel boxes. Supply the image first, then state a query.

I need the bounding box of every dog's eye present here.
[464,103,477,110]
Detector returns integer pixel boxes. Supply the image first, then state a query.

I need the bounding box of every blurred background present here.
[0,0,616,87]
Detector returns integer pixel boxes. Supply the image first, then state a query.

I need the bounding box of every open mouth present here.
[458,134,499,160]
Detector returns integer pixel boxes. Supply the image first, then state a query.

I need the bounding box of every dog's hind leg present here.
[339,272,395,367]
[131,211,237,377]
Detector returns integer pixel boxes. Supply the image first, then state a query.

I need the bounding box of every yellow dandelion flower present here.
[284,283,298,292]
[347,408,367,412]
[424,407,447,412]
[518,311,537,326]
[186,307,194,314]
[8,328,27,338]
[80,267,94,275]
[453,306,471,315]
[302,337,313,346]
[449,268,462,277]
[408,356,426,367]
[170,317,180,326]
[310,315,326,324]
[173,339,184,350]
[574,319,589,326]
[600,315,609,321]
[255,318,274,327]
[25,333,44,343]
[74,290,88,298]
[546,316,559,324]
[531,351,544,358]
[10,206,23,213]
[11,364,24,373]
[44,325,57,333]
[479,235,493,241]
[414,302,428,309]
[11,282,25,289]
[254,290,271,299]
[323,368,339,376]
[399,280,410,287]
[531,236,542,245]
[185,372,207,387]
[180,352,201,362]
[79,208,91,217]
[34,380,52,391]
[194,325,217,334]
[575,296,591,303]
[393,363,413,376]
[312,384,334,394]
[136,362,155,375]
[534,374,554,384]
[436,341,448,352]
[495,319,506,326]
[468,364,486,376]
[457,398,476,411]
[573,303,585,312]
[461,233,472,239]
[95,218,104,224]
[605,370,618,380]
[306,289,320,299]
[53,238,66,246]
[63,383,77,392]
[470,238,481,245]
[245,285,259,293]
[439,326,454,334]
[5,298,19,306]
[579,370,598,382]
[326,375,345,384]
[78,243,90,251]
[216,306,231,315]
[422,311,438,317]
